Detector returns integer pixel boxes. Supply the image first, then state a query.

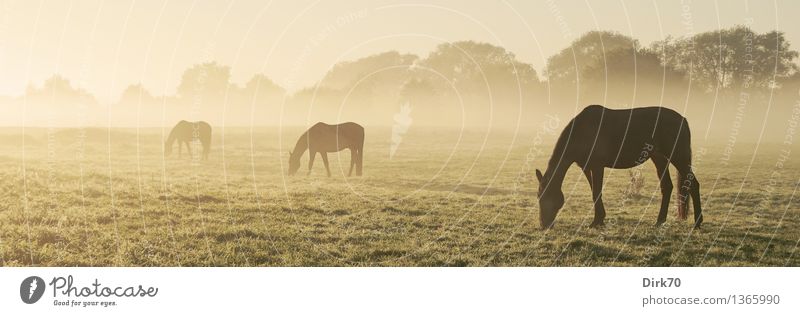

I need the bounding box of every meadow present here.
[0,126,798,266]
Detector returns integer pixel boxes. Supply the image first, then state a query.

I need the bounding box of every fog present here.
[0,2,798,144]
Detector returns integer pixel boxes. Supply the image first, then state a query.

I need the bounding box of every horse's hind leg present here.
[348,149,356,177]
[583,167,606,228]
[690,173,702,227]
[651,155,673,226]
[356,148,363,176]
[682,167,703,227]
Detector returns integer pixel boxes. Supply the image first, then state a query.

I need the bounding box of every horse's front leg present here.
[652,155,672,226]
[320,152,331,177]
[307,151,316,176]
[583,167,606,228]
[348,149,356,177]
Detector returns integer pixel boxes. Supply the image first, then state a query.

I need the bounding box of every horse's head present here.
[536,169,564,229]
[164,141,173,156]
[288,151,301,176]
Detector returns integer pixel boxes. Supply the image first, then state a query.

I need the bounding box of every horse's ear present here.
[535,169,543,182]
[288,151,293,156]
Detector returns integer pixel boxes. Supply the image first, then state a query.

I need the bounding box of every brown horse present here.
[536,105,703,229]
[288,122,365,177]
[165,120,212,160]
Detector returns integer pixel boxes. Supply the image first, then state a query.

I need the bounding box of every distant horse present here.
[165,120,212,160]
[289,122,364,177]
[536,105,703,229]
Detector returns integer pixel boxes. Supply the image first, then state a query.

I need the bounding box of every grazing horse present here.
[165,120,212,160]
[536,105,703,229]
[288,122,365,177]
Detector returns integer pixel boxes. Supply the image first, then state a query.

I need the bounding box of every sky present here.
[0,0,797,102]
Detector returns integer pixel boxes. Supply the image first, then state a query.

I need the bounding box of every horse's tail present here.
[675,116,691,220]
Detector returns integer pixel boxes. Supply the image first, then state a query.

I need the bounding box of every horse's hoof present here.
[654,221,665,227]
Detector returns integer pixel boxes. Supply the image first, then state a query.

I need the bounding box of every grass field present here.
[0,126,798,266]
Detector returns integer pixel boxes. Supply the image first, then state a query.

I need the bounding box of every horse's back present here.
[339,122,364,136]
[307,122,364,151]
[170,120,211,142]
[170,121,191,138]
[570,105,690,167]
[577,105,687,133]
[310,122,363,135]
[173,120,210,129]
[578,105,684,121]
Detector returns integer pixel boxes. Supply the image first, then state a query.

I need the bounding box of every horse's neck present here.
[166,130,178,145]
[544,132,574,189]
[544,160,571,189]
[293,132,309,156]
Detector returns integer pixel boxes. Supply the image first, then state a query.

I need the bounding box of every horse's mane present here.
[165,123,181,145]
[546,118,575,172]
[290,131,309,161]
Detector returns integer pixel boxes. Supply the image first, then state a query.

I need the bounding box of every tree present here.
[545,31,638,83]
[176,62,232,99]
[118,84,155,104]
[652,26,799,90]
[320,51,418,91]
[421,41,539,90]
[25,75,97,105]
[243,74,284,96]
[581,47,687,88]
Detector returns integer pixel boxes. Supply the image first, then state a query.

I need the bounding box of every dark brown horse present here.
[536,105,703,229]
[288,122,365,177]
[165,120,212,160]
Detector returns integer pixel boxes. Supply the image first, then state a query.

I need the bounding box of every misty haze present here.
[0,1,798,267]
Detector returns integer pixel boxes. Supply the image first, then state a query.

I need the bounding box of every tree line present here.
[4,25,799,131]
